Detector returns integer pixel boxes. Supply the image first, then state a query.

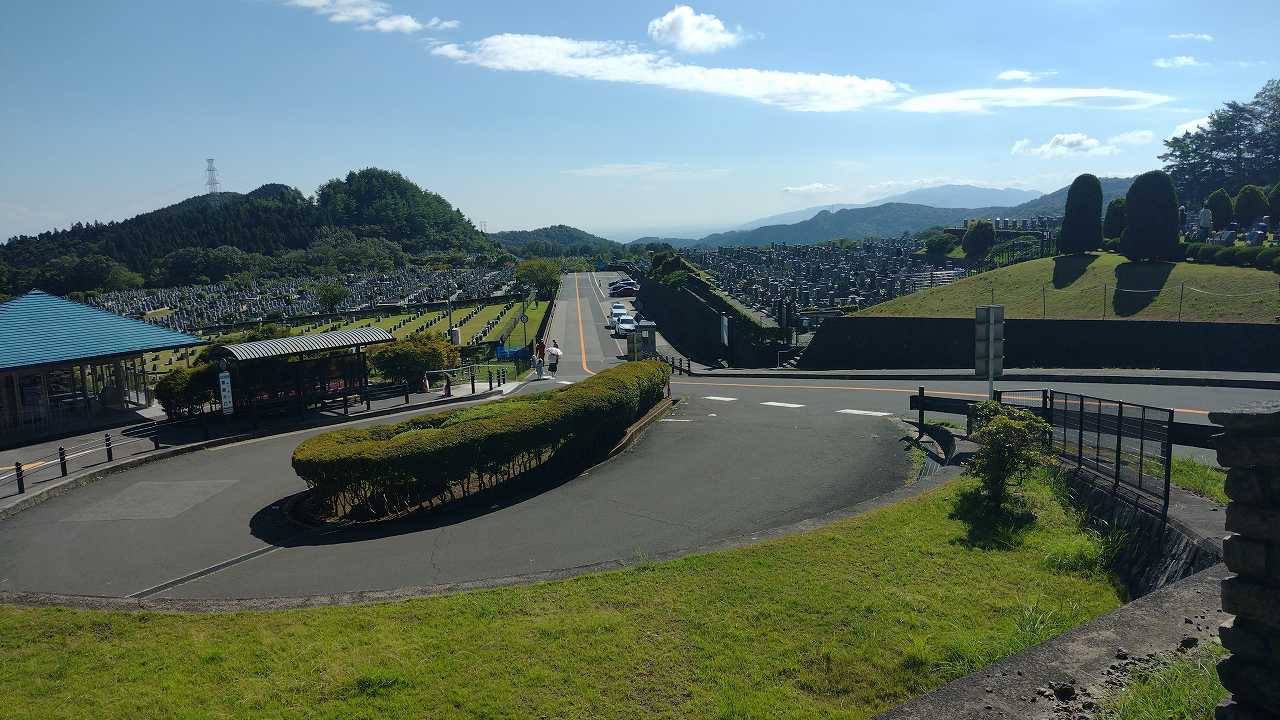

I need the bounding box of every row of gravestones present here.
[471,301,517,345]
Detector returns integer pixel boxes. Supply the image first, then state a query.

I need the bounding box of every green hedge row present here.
[291,360,671,520]
[1097,238,1280,272]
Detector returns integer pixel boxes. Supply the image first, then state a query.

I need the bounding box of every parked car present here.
[609,285,638,298]
[610,302,627,313]
[608,307,627,328]
[614,316,637,336]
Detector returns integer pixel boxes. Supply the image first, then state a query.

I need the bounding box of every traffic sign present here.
[520,314,529,324]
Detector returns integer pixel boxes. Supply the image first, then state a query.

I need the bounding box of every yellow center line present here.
[670,380,1211,415]
[574,274,595,376]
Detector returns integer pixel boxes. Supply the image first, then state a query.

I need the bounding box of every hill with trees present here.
[488,225,629,258]
[0,168,503,295]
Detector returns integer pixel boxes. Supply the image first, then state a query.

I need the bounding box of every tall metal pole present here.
[1178,282,1185,321]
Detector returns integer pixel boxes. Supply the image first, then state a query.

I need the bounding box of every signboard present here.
[218,371,234,415]
[520,314,529,324]
[975,305,1005,384]
[720,314,729,347]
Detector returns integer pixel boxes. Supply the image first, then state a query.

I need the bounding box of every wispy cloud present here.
[1168,33,1213,41]
[897,87,1172,113]
[1011,133,1120,159]
[647,5,743,54]
[284,0,458,34]
[1107,130,1155,145]
[1170,116,1210,137]
[996,69,1057,82]
[782,182,840,194]
[1153,55,1206,68]
[1232,60,1268,68]
[563,162,728,180]
[432,34,904,112]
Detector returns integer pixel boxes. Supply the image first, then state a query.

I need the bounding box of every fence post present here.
[1161,410,1173,523]
[1137,407,1147,494]
[1114,403,1125,493]
[59,446,68,477]
[105,433,113,462]
[1076,395,1084,468]
[15,462,25,494]
[1178,282,1185,322]
[488,370,493,391]
[470,368,476,395]
[1102,283,1107,318]
[917,386,925,437]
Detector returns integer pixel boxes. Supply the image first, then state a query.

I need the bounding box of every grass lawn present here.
[859,253,1280,322]
[489,298,550,344]
[1099,646,1226,720]
[1170,456,1228,505]
[0,473,1121,719]
[455,301,514,343]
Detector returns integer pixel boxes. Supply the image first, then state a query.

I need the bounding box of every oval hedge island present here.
[291,360,671,521]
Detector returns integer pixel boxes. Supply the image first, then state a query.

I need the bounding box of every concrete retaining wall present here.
[799,315,1280,371]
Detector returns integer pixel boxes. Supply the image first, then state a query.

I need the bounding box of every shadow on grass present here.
[947,486,1037,550]
[1112,261,1175,317]
[1052,253,1099,289]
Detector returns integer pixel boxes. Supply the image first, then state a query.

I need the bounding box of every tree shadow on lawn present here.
[1052,253,1099,289]
[1112,261,1175,317]
[947,486,1037,550]
[248,448,603,548]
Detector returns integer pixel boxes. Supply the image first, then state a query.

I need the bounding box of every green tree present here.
[313,283,351,314]
[924,233,956,255]
[1059,173,1103,253]
[1205,188,1235,231]
[1269,185,1280,230]
[961,220,995,260]
[154,364,218,418]
[370,336,459,386]
[1234,184,1269,227]
[969,401,1053,506]
[1102,197,1127,240]
[1121,171,1181,261]
[515,258,560,300]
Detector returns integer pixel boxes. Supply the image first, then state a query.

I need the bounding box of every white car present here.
[615,316,637,336]
[610,302,626,313]
[608,307,627,328]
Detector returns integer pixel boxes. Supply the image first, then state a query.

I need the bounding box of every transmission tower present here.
[205,159,221,195]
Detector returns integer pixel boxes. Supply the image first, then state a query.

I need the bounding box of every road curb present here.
[0,388,505,523]
[683,369,1280,389]
[608,397,676,458]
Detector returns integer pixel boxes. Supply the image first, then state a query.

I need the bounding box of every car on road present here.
[607,276,632,288]
[614,315,637,336]
[609,285,638,297]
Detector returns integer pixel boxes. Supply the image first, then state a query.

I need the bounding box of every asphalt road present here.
[0,272,1263,600]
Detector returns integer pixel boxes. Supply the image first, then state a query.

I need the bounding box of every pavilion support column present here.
[1210,403,1280,720]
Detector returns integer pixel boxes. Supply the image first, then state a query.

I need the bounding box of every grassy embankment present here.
[1170,456,1229,505]
[1100,646,1227,720]
[0,471,1121,719]
[860,253,1280,322]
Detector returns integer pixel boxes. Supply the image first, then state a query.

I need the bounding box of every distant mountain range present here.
[738,185,1045,230]
[677,177,1133,249]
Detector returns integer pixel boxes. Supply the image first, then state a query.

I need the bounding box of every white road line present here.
[702,396,737,402]
[659,418,693,422]
[760,401,805,408]
[836,409,893,417]
[557,380,574,384]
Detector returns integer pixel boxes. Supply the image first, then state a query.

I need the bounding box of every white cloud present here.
[1168,33,1213,41]
[1107,130,1155,145]
[431,34,903,112]
[1153,55,1206,68]
[782,182,840,194]
[647,5,743,54]
[1170,116,1210,137]
[1011,133,1120,159]
[285,0,457,34]
[563,162,728,180]
[996,69,1057,82]
[897,87,1172,113]
[1233,60,1268,68]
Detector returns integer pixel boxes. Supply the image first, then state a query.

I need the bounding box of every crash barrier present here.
[910,387,1223,522]
[292,360,671,520]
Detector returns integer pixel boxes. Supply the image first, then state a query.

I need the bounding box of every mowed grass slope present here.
[0,475,1120,720]
[859,253,1280,322]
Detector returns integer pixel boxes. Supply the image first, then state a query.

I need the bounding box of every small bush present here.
[969,401,1053,506]
[1232,246,1262,267]
[1182,242,1205,260]
[962,220,995,260]
[154,363,218,418]
[1254,246,1280,270]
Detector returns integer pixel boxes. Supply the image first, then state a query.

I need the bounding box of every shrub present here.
[962,220,995,260]
[1234,185,1269,227]
[369,336,459,386]
[1102,197,1127,240]
[924,233,955,255]
[968,401,1053,506]
[1059,174,1103,253]
[1255,246,1280,270]
[155,363,218,418]
[1269,185,1280,229]
[291,360,671,519]
[1206,188,1234,231]
[1183,242,1205,260]
[1121,171,1181,261]
[1232,246,1262,267]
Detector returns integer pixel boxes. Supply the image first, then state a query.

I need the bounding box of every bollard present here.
[15,462,25,495]
[104,433,113,462]
[488,370,493,390]
[59,446,68,477]
[152,431,161,450]
[471,369,476,395]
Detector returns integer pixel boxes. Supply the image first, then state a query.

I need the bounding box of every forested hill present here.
[0,168,498,294]
[488,225,626,258]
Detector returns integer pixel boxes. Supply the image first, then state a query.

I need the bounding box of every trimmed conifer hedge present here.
[291,359,670,519]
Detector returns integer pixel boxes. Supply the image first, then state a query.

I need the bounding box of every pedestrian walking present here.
[547,340,562,376]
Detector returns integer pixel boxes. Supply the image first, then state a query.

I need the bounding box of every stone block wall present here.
[1210,405,1280,720]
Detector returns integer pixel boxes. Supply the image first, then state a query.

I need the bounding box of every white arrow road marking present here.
[702,396,737,401]
[836,409,893,417]
[761,402,805,408]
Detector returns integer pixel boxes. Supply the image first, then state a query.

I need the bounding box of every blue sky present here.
[1,1,1276,242]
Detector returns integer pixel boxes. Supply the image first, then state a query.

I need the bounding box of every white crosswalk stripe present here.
[760,401,805,408]
[702,396,737,402]
[836,409,893,417]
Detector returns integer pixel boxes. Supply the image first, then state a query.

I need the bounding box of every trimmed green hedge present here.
[291,360,671,519]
